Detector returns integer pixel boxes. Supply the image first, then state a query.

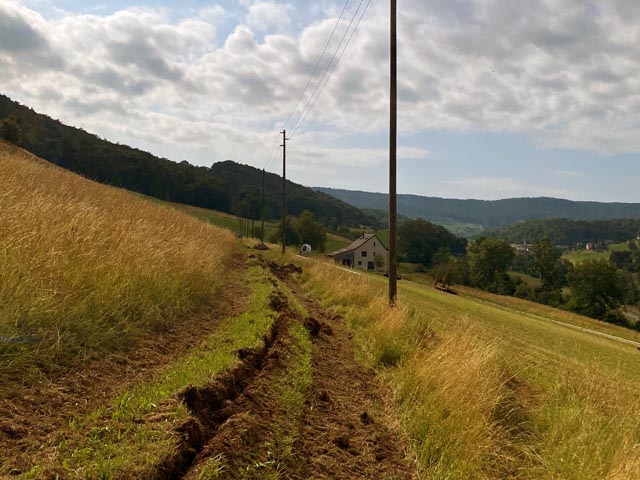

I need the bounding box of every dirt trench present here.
[165,262,416,480]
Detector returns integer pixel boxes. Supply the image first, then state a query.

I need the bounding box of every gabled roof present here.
[328,233,387,257]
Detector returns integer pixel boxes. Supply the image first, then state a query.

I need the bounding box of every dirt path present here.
[170,261,416,479]
[290,279,414,479]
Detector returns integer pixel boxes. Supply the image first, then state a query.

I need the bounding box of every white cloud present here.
[441,177,575,200]
[245,2,293,33]
[1,0,640,193]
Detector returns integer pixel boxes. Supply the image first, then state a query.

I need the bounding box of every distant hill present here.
[489,218,640,246]
[315,188,640,230]
[0,94,377,229]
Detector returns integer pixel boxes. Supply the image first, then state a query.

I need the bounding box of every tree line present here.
[0,95,378,231]
[396,218,640,331]
[490,218,640,245]
[316,188,640,228]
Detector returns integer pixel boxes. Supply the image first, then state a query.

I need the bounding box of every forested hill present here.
[315,188,640,228]
[209,161,380,228]
[0,94,377,228]
[490,218,640,246]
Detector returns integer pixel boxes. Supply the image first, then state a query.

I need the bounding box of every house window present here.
[374,242,376,247]
[358,261,362,266]
[362,251,368,257]
[367,262,374,270]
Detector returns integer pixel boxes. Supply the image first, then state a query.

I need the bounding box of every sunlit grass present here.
[302,259,640,480]
[0,141,236,382]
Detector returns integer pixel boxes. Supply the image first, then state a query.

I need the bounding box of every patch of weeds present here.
[198,454,229,479]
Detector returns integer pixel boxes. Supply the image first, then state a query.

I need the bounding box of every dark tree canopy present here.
[532,238,563,291]
[491,218,640,245]
[0,94,378,231]
[295,210,327,252]
[468,237,515,292]
[568,260,625,321]
[0,118,20,144]
[398,219,467,267]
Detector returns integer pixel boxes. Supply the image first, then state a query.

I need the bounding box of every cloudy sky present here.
[1,0,639,201]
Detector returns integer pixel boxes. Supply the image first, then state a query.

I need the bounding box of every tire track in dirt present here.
[168,260,416,479]
[152,290,289,479]
[284,276,416,480]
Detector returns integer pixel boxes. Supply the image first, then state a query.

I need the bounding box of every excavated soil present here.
[2,257,417,479]
[0,255,249,476]
[169,261,416,479]
[288,277,415,480]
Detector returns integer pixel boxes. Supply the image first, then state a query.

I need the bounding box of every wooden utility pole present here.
[261,168,265,243]
[281,130,288,254]
[251,186,256,238]
[389,0,398,306]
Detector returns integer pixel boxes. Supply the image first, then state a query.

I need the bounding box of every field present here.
[2,141,640,479]
[302,259,640,480]
[563,240,630,265]
[143,195,351,254]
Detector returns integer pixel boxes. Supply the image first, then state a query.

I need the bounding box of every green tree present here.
[0,118,20,145]
[568,260,625,321]
[270,217,302,247]
[532,238,562,290]
[295,210,327,252]
[468,237,515,292]
[398,218,466,267]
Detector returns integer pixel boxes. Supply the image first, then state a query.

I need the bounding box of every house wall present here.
[332,251,355,267]
[352,237,388,271]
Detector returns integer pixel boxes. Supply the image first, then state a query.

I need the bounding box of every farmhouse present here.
[328,233,388,271]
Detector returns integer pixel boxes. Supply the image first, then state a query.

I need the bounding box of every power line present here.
[261,0,351,172]
[290,0,371,139]
[281,0,352,130]
[289,0,367,138]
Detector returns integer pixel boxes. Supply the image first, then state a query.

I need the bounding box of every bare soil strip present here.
[286,274,416,480]
[0,256,248,475]
[169,261,416,479]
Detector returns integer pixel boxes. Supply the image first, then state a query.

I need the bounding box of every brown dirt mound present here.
[152,294,288,480]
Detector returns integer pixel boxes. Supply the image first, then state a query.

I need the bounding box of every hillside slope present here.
[0,94,376,228]
[0,139,236,381]
[490,217,640,245]
[316,187,640,228]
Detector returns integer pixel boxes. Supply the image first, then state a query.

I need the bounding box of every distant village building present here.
[585,242,596,251]
[328,233,388,271]
[510,242,530,253]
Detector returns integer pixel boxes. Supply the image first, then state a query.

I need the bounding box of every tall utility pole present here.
[251,186,256,238]
[281,130,288,254]
[261,168,265,243]
[389,0,398,306]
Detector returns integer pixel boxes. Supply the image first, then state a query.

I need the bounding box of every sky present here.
[1,0,639,202]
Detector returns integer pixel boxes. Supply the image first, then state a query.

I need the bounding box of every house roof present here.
[328,233,387,257]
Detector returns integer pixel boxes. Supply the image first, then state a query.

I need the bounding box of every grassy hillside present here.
[0,94,377,230]
[302,257,640,480]
[142,195,352,252]
[563,240,631,265]
[316,187,640,229]
[0,140,236,382]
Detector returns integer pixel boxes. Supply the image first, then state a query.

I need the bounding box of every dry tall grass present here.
[0,141,236,381]
[302,260,640,480]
